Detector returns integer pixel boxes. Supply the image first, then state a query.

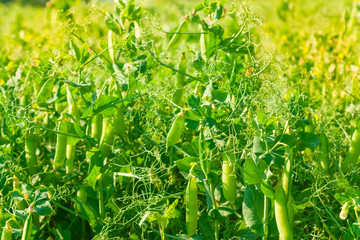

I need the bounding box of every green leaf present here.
[86,165,101,190]
[300,132,320,149]
[242,185,264,236]
[33,200,53,215]
[36,78,55,104]
[175,157,205,180]
[256,109,267,126]
[243,158,265,185]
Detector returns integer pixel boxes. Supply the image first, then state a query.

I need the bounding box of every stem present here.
[262,195,269,240]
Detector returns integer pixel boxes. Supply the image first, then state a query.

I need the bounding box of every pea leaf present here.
[242,185,264,236]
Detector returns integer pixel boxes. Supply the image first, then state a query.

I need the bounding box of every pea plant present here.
[1,0,360,239]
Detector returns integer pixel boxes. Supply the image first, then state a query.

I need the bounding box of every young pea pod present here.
[200,25,207,60]
[99,117,115,159]
[274,185,293,240]
[176,53,186,88]
[91,114,103,142]
[167,17,188,49]
[21,213,33,240]
[166,112,185,148]
[66,144,76,173]
[53,117,68,169]
[222,155,236,204]
[65,86,78,173]
[186,176,198,237]
[318,132,329,172]
[25,131,37,175]
[342,124,360,173]
[172,88,184,107]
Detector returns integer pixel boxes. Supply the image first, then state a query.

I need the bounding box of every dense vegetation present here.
[1,0,360,239]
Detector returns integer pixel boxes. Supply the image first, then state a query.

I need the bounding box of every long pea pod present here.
[167,17,188,50]
[186,176,198,237]
[275,185,293,240]
[172,54,187,107]
[66,86,79,173]
[99,117,115,159]
[21,213,33,240]
[318,132,329,172]
[53,117,68,169]
[25,131,37,175]
[166,112,185,148]
[91,114,103,142]
[342,123,360,173]
[222,154,236,204]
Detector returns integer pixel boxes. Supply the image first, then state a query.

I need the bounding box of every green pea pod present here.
[65,144,76,173]
[274,185,293,240]
[176,53,186,88]
[113,103,126,138]
[99,117,115,158]
[25,132,37,175]
[172,88,184,106]
[167,18,188,49]
[319,132,329,171]
[91,114,103,142]
[342,124,360,173]
[222,155,236,204]
[53,118,68,169]
[166,112,185,147]
[186,176,198,237]
[21,213,33,240]
[200,25,206,60]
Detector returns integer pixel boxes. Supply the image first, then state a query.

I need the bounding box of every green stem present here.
[262,195,269,240]
[98,177,105,219]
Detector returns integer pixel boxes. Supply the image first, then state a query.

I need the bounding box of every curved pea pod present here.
[91,114,103,142]
[166,112,185,148]
[274,185,293,240]
[342,124,360,173]
[186,176,198,237]
[318,132,329,171]
[167,17,188,49]
[21,213,33,240]
[222,155,236,204]
[99,117,115,158]
[25,132,37,175]
[172,88,184,106]
[53,118,68,169]
[113,103,126,138]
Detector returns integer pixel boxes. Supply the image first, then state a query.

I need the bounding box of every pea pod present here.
[99,117,115,158]
[176,53,186,88]
[342,124,360,173]
[172,88,184,106]
[222,155,236,204]
[274,185,293,240]
[167,17,188,49]
[166,112,185,148]
[66,144,76,173]
[186,176,198,237]
[318,132,329,172]
[21,213,33,240]
[91,114,103,142]
[53,118,68,169]
[25,131,37,175]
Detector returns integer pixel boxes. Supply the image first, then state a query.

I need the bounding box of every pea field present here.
[1,0,360,239]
